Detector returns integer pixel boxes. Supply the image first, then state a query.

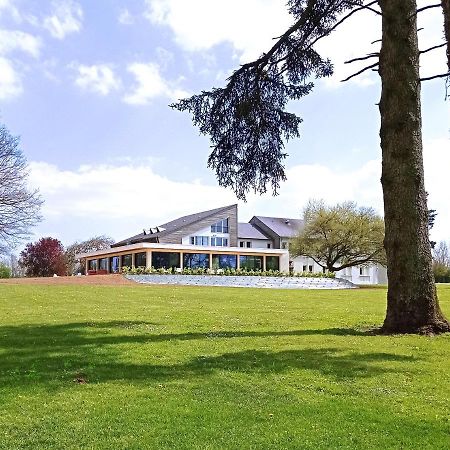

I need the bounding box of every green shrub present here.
[0,264,11,279]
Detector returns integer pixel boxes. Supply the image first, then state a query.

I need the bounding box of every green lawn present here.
[1,283,449,449]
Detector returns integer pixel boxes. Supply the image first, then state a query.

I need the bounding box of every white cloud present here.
[118,8,134,25]
[0,56,22,99]
[145,0,291,62]
[74,64,121,95]
[123,62,187,105]
[0,29,41,57]
[43,0,83,39]
[0,0,21,21]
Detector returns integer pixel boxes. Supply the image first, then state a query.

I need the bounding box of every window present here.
[240,255,263,271]
[267,243,271,249]
[191,236,209,246]
[135,252,146,267]
[309,265,313,272]
[211,237,228,247]
[281,242,288,249]
[266,256,279,271]
[211,218,229,233]
[122,254,132,267]
[152,252,180,269]
[99,258,108,271]
[240,241,244,247]
[302,265,307,272]
[246,241,251,248]
[323,267,326,274]
[110,256,120,273]
[184,253,209,269]
[212,254,237,270]
[88,259,98,271]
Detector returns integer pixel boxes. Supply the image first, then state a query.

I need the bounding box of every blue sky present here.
[1,0,449,249]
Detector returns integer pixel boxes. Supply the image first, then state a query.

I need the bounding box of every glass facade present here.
[211,218,229,233]
[239,255,263,271]
[135,252,146,267]
[152,252,180,269]
[122,254,132,267]
[266,256,280,271]
[212,254,237,270]
[88,259,98,271]
[183,253,209,269]
[190,236,209,246]
[99,258,108,271]
[211,237,228,247]
[110,256,120,273]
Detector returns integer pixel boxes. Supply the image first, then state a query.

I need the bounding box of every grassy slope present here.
[0,284,449,449]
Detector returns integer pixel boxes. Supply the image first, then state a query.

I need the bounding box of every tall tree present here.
[19,237,66,277]
[0,124,43,255]
[290,201,385,272]
[173,0,450,333]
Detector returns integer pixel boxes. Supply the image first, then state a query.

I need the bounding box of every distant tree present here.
[0,262,11,278]
[65,235,114,275]
[19,237,66,277]
[290,201,385,272]
[432,241,450,282]
[0,124,43,255]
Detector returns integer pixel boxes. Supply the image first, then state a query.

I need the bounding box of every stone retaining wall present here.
[126,275,357,290]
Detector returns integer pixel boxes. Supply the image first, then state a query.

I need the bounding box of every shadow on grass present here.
[0,321,415,388]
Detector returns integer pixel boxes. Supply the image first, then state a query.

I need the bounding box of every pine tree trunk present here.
[443,0,450,70]
[379,0,450,334]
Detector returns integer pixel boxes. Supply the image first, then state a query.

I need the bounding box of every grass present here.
[0,283,449,449]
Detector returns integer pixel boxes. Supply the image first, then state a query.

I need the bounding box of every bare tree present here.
[0,124,43,254]
[172,1,450,333]
[65,235,114,275]
[433,241,450,267]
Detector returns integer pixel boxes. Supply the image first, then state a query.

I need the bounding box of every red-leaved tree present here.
[19,237,67,277]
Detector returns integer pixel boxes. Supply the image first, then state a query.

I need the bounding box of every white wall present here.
[238,238,273,249]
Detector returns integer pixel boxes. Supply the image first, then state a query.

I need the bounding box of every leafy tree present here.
[291,201,385,272]
[65,235,114,275]
[19,237,66,277]
[173,0,450,333]
[0,124,43,255]
[0,263,11,279]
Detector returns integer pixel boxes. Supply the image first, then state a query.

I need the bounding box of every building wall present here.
[238,238,273,249]
[181,225,230,247]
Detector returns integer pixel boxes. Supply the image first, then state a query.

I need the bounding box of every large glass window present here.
[266,256,279,271]
[88,259,98,271]
[99,258,108,271]
[152,252,180,269]
[211,218,229,233]
[122,254,132,267]
[183,253,209,269]
[190,236,209,246]
[110,256,120,273]
[135,252,146,267]
[211,237,228,247]
[239,255,263,271]
[212,254,237,270]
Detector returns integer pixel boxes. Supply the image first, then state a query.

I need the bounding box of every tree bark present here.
[443,0,450,70]
[378,0,450,334]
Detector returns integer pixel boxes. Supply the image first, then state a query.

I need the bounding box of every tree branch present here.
[341,62,379,82]
[420,43,446,54]
[420,72,450,81]
[345,52,379,64]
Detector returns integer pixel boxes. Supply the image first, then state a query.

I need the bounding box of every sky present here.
[0,0,449,250]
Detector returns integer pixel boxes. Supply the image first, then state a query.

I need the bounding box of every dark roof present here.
[238,223,269,240]
[252,216,304,238]
[112,204,236,247]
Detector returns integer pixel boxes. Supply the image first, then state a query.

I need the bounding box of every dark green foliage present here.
[172,0,362,199]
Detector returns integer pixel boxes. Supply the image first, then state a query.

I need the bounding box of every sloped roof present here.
[238,223,269,240]
[252,216,304,238]
[112,204,236,247]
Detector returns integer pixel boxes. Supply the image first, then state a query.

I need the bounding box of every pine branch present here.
[420,43,446,54]
[420,72,450,81]
[345,52,379,64]
[341,62,379,82]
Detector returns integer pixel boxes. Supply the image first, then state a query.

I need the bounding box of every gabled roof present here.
[112,204,236,247]
[252,216,304,238]
[238,223,269,240]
